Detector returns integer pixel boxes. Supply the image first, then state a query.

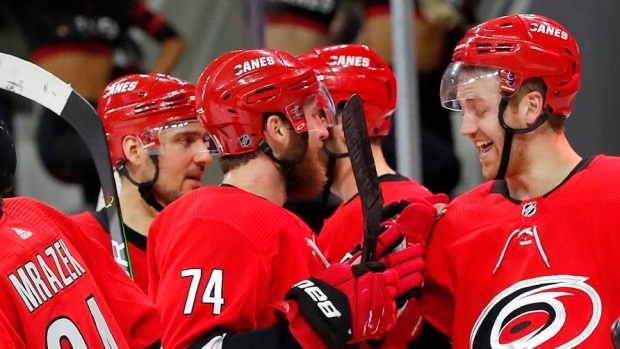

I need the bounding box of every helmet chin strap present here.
[322,145,349,159]
[117,156,164,212]
[495,95,550,180]
[258,132,309,172]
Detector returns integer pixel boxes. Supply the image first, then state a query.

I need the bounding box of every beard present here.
[284,133,328,200]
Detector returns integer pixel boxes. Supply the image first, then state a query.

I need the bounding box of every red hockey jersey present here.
[148,186,325,349]
[422,156,620,348]
[72,211,149,294]
[0,197,160,348]
[318,175,432,264]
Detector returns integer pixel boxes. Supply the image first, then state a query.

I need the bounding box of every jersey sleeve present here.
[71,211,113,254]
[66,217,162,349]
[149,216,272,349]
[419,215,457,338]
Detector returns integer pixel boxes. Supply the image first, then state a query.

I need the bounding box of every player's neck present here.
[119,180,158,237]
[331,143,395,202]
[505,135,581,200]
[222,155,287,206]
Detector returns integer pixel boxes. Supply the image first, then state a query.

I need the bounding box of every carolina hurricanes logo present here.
[471,275,601,349]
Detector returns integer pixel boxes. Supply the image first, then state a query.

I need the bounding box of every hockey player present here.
[148,49,431,349]
[72,73,211,293]
[297,44,439,265]
[299,43,451,348]
[0,119,161,348]
[419,14,620,348]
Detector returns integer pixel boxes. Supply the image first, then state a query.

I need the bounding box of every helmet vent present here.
[133,94,190,115]
[287,74,315,91]
[474,42,515,54]
[161,94,191,109]
[134,101,157,114]
[247,85,279,104]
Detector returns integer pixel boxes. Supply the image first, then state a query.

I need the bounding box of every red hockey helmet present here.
[298,44,397,136]
[195,49,336,156]
[98,73,199,168]
[440,14,580,117]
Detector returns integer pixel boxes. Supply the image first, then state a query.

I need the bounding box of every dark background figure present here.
[6,0,185,209]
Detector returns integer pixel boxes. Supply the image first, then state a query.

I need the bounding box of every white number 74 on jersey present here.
[181,268,225,315]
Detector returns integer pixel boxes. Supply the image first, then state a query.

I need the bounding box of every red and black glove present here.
[380,298,424,348]
[381,193,450,224]
[341,198,440,302]
[274,262,398,349]
[343,194,448,264]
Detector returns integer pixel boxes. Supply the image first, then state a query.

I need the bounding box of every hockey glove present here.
[380,298,424,348]
[343,194,447,264]
[274,262,398,349]
[381,193,449,224]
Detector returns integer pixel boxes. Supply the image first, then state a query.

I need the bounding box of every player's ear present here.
[122,135,144,166]
[263,114,289,148]
[524,90,545,126]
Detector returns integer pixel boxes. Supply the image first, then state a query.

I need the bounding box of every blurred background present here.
[1,0,619,213]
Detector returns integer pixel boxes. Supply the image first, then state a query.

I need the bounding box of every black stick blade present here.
[342,94,384,263]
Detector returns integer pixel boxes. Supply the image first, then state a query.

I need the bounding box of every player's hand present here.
[341,195,443,265]
[381,193,449,225]
[274,262,398,348]
[342,197,441,307]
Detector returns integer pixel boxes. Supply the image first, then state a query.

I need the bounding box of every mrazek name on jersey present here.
[234,57,276,76]
[8,238,87,312]
[329,55,371,68]
[102,80,139,98]
[529,22,569,40]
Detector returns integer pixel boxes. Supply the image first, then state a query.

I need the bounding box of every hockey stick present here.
[613,317,620,349]
[0,53,132,277]
[342,94,384,263]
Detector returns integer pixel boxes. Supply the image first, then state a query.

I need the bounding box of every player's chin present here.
[481,164,498,180]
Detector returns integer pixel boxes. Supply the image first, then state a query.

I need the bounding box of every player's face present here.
[457,77,531,180]
[457,76,506,180]
[152,122,211,205]
[285,120,329,199]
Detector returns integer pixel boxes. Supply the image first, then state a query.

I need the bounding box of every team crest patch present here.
[522,202,537,217]
[238,134,252,148]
